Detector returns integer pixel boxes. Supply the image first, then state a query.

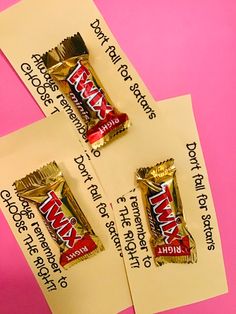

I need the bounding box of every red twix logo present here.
[149,185,181,244]
[39,191,81,248]
[67,61,113,120]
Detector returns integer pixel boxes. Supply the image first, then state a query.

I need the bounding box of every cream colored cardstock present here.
[112,96,228,314]
[0,0,227,313]
[0,113,132,314]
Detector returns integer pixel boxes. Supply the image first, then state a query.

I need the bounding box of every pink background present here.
[0,0,235,313]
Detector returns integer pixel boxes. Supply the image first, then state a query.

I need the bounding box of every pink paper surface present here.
[0,1,235,313]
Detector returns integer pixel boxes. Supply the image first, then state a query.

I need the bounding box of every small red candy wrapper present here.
[42,33,130,149]
[136,159,197,266]
[15,161,104,269]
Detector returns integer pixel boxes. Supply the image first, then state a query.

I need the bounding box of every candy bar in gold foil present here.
[15,161,104,269]
[136,159,197,266]
[42,33,130,149]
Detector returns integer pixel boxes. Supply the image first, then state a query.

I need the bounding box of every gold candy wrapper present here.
[136,159,197,266]
[42,33,130,149]
[15,161,104,269]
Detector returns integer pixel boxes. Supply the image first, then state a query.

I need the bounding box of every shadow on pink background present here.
[0,1,235,313]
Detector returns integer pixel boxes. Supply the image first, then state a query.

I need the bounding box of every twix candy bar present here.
[42,33,130,149]
[15,161,104,269]
[136,159,197,266]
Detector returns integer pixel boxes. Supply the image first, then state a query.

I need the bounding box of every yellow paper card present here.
[111,96,228,313]
[0,113,131,314]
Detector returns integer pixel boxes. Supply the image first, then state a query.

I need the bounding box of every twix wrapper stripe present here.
[136,159,197,266]
[15,161,104,269]
[42,33,130,149]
